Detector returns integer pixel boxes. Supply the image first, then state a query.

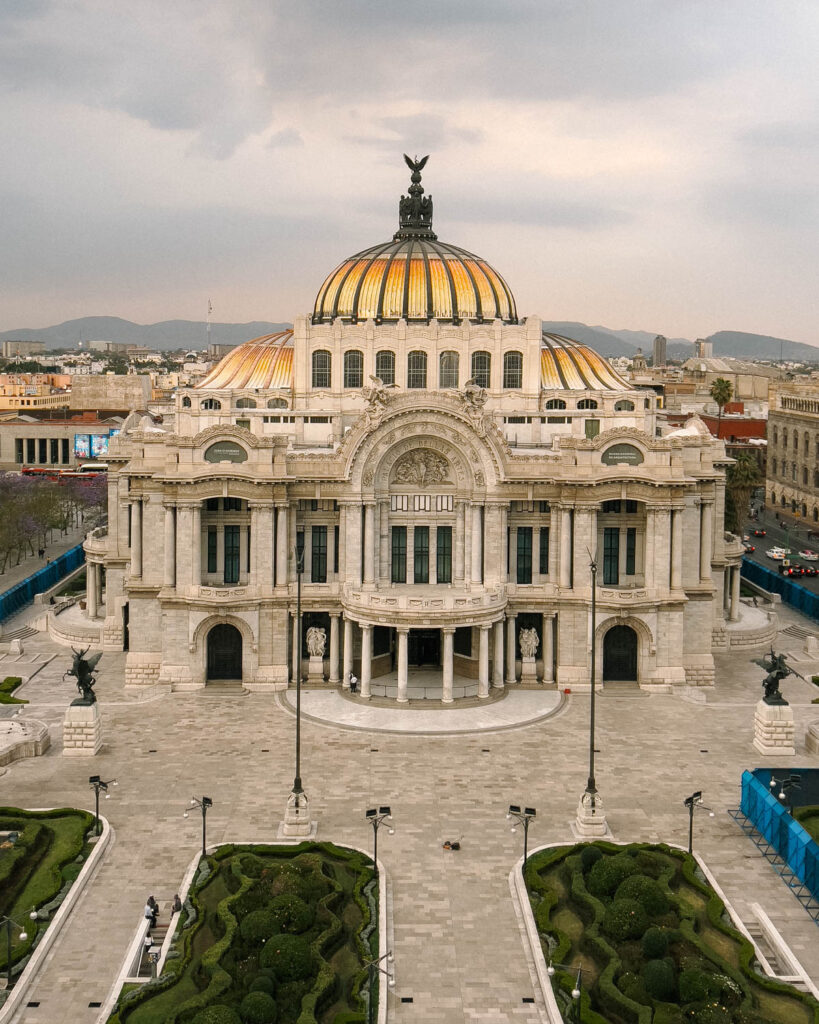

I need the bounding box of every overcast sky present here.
[2,1,818,344]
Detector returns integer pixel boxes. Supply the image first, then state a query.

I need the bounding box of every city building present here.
[0,411,123,473]
[85,160,741,696]
[767,379,819,521]
[1,340,45,358]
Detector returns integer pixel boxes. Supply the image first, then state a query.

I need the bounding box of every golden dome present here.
[312,155,517,325]
[540,334,631,391]
[197,331,293,390]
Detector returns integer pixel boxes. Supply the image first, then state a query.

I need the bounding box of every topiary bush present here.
[259,933,314,981]
[239,989,277,1023]
[678,967,716,1004]
[240,910,278,945]
[617,970,649,1004]
[615,874,669,917]
[192,1006,242,1024]
[692,1005,732,1024]
[601,898,648,942]
[580,845,603,872]
[641,958,676,1001]
[587,852,639,898]
[641,925,669,959]
[248,975,276,995]
[267,893,314,934]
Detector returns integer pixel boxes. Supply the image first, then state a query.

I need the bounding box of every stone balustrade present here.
[342,583,507,625]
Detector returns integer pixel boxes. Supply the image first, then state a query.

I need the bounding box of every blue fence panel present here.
[0,544,85,623]
[741,558,819,620]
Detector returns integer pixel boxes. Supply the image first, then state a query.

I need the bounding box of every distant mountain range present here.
[1,316,816,362]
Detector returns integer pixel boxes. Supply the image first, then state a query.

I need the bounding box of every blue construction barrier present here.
[741,557,819,621]
[0,544,85,623]
[740,770,819,900]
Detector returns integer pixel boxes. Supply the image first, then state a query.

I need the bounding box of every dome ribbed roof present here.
[196,331,293,390]
[312,155,517,325]
[540,333,631,391]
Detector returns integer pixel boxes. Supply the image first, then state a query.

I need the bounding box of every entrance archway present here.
[603,625,638,682]
[408,629,440,667]
[207,623,242,680]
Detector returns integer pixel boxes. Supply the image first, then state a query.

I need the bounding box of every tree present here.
[709,377,733,437]
[725,451,761,532]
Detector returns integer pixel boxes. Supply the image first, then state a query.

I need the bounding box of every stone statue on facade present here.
[459,378,489,437]
[752,648,804,705]
[64,646,103,705]
[361,375,392,427]
[519,627,539,659]
[306,626,327,659]
[393,450,449,485]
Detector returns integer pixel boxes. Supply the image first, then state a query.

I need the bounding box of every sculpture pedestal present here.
[753,700,795,756]
[307,655,325,683]
[520,655,538,685]
[62,701,101,756]
[279,790,315,838]
[806,721,819,755]
[574,790,609,838]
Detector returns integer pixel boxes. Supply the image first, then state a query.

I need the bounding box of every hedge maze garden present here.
[109,842,377,1024]
[526,842,819,1024]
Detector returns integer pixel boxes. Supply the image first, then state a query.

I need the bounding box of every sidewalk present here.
[0,522,88,594]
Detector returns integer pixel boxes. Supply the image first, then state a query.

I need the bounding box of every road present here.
[741,506,819,592]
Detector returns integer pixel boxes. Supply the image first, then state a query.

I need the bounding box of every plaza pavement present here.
[1,601,819,1023]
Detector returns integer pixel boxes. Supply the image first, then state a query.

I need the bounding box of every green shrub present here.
[602,898,648,942]
[239,990,277,1023]
[692,1005,732,1024]
[641,959,676,1001]
[192,1006,242,1024]
[678,967,716,1004]
[580,845,603,872]
[617,971,649,1004]
[587,852,639,898]
[615,874,669,917]
[641,926,669,959]
[248,975,276,995]
[0,677,26,705]
[240,910,278,945]
[267,893,314,934]
[259,933,314,981]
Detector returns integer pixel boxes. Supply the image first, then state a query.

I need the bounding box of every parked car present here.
[798,549,818,561]
[766,547,789,561]
[751,529,767,537]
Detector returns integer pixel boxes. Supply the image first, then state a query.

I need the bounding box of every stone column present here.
[471,504,482,584]
[655,508,671,591]
[442,627,455,703]
[532,527,541,582]
[671,508,683,590]
[249,505,261,587]
[288,505,297,582]
[342,617,353,689]
[363,503,376,586]
[275,504,289,588]
[478,625,490,698]
[730,565,741,621]
[338,505,348,580]
[542,612,554,682]
[327,520,336,581]
[87,562,98,618]
[506,614,517,684]
[396,628,409,703]
[644,510,656,590]
[560,508,572,588]
[500,504,509,580]
[454,501,466,583]
[329,613,341,684]
[378,501,390,582]
[360,624,372,698]
[493,619,505,688]
[348,504,363,587]
[163,505,176,588]
[131,499,143,577]
[191,505,201,587]
[700,501,713,581]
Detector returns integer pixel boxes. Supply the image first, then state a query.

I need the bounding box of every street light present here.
[1,914,35,989]
[184,796,213,859]
[365,807,393,877]
[88,775,117,836]
[770,772,801,814]
[507,805,536,868]
[683,790,714,854]
[547,960,583,1022]
[363,949,394,1024]
[291,540,307,806]
[576,553,606,836]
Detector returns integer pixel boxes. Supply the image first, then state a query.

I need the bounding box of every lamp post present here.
[88,775,117,836]
[282,541,311,836]
[770,772,801,814]
[363,949,394,1024]
[2,914,35,989]
[184,796,212,859]
[683,790,714,854]
[365,806,393,878]
[507,805,536,868]
[576,553,607,836]
[547,960,583,1022]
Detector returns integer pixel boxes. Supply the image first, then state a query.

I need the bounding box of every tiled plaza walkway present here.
[1,602,819,1023]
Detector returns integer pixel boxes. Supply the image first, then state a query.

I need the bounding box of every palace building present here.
[86,158,742,698]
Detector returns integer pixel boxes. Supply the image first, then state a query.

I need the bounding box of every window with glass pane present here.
[311,525,327,582]
[207,529,217,573]
[61,438,69,463]
[439,351,459,388]
[224,525,240,584]
[50,438,58,463]
[603,527,619,585]
[539,526,549,574]
[375,350,395,385]
[296,530,304,569]
[436,526,452,583]
[26,439,35,462]
[584,419,600,439]
[407,350,427,389]
[15,439,23,463]
[503,351,523,388]
[471,351,491,388]
[625,527,636,576]
[312,349,331,388]
[516,526,532,584]
[414,526,429,583]
[343,350,363,389]
[391,526,407,583]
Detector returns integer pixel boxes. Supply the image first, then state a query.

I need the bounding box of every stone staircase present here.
[201,679,248,696]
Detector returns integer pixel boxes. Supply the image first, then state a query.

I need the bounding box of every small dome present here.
[541,333,631,391]
[197,331,293,390]
[312,156,517,325]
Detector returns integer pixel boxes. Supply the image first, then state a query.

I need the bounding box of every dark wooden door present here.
[408,629,440,667]
[207,624,242,680]
[603,625,637,681]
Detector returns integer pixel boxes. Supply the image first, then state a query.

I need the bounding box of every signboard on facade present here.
[204,441,248,464]
[601,443,644,466]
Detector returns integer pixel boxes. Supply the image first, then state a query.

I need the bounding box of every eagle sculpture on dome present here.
[404,153,428,176]
[399,154,433,233]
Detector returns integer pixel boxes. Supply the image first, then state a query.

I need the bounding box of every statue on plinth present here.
[64,646,102,705]
[306,627,327,659]
[519,627,539,659]
[752,648,804,706]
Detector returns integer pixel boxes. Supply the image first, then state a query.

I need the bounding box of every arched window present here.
[343,350,363,389]
[803,467,809,486]
[235,397,256,408]
[772,426,778,445]
[471,351,491,388]
[805,431,810,455]
[614,399,635,411]
[375,350,395,385]
[783,428,788,447]
[794,432,799,451]
[545,398,566,410]
[439,351,459,389]
[772,459,777,475]
[802,503,808,517]
[267,397,288,409]
[578,398,598,410]
[781,495,787,508]
[201,398,221,410]
[792,462,797,481]
[181,396,191,408]
[644,398,651,409]
[814,507,818,522]
[312,350,331,389]
[814,469,819,488]
[407,351,427,389]
[771,490,776,505]
[503,351,522,389]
